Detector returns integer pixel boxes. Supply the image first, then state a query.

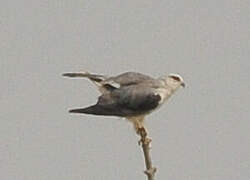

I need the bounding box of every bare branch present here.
[138,127,157,180]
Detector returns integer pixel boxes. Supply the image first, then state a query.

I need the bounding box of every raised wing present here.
[62,72,108,82]
[103,72,155,87]
[63,71,156,92]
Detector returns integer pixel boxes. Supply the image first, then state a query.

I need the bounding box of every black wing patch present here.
[118,93,161,114]
[69,84,162,117]
[69,93,161,117]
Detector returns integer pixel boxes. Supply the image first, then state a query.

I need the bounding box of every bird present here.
[63,71,185,135]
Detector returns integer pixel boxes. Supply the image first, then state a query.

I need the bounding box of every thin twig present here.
[138,127,157,180]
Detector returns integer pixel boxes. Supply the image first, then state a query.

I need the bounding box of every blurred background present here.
[1,0,249,179]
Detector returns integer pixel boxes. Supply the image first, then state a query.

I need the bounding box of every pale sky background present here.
[1,0,250,180]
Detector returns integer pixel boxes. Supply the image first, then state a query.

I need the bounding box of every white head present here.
[161,73,185,90]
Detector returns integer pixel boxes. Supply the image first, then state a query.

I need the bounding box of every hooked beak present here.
[181,82,186,88]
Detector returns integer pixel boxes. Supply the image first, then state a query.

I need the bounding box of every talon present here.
[138,127,147,137]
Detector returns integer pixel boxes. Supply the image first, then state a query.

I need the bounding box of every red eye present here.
[171,76,181,81]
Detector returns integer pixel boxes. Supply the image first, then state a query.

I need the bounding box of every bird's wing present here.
[63,71,156,90]
[63,72,116,93]
[62,72,108,82]
[113,85,161,114]
[86,85,161,115]
[69,92,127,116]
[69,85,161,117]
[103,72,155,87]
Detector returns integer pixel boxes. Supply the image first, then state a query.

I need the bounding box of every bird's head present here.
[162,73,185,89]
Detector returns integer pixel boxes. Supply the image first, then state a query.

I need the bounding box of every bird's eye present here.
[171,76,181,81]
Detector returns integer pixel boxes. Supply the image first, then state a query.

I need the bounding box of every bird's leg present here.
[133,120,146,135]
[132,117,152,146]
[132,116,146,135]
